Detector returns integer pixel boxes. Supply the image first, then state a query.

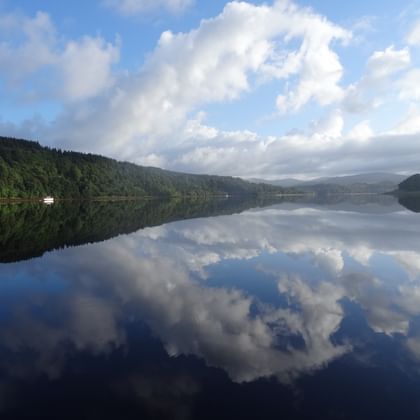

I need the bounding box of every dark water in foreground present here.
[1,195,420,419]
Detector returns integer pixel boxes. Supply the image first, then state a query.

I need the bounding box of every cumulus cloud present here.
[103,0,194,16]
[5,1,350,164]
[57,36,119,101]
[0,11,56,81]
[2,2,420,178]
[274,20,349,113]
[0,11,119,102]
[342,45,411,113]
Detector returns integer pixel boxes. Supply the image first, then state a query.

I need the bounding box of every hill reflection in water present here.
[0,195,420,419]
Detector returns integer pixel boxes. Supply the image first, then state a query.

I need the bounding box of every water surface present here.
[1,196,420,419]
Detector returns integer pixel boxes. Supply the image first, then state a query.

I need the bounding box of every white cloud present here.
[0,11,56,82]
[13,0,349,161]
[406,20,420,46]
[343,46,411,113]
[3,3,420,179]
[347,120,373,141]
[310,111,344,139]
[103,0,194,16]
[58,36,119,101]
[391,104,420,135]
[398,69,420,101]
[275,24,349,113]
[0,11,119,102]
[165,116,420,178]
[367,46,411,79]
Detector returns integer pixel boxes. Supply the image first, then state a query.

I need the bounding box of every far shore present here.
[0,193,310,205]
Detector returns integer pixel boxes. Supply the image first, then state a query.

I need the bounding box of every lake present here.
[1,195,420,419]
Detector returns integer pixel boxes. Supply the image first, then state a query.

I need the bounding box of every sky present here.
[1,0,420,179]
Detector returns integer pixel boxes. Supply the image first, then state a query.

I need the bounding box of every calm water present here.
[1,195,420,419]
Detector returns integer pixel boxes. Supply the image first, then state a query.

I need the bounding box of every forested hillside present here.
[0,196,286,263]
[0,137,290,198]
[398,174,420,192]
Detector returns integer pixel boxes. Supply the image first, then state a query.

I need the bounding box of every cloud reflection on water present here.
[1,202,420,386]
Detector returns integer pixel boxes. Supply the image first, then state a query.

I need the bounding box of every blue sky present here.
[1,0,420,178]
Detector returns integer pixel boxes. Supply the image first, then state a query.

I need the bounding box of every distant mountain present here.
[297,181,398,195]
[251,173,406,187]
[0,136,295,199]
[306,173,407,186]
[249,173,407,194]
[249,178,304,188]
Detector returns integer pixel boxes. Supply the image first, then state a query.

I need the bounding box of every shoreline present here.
[0,193,310,205]
[384,191,420,197]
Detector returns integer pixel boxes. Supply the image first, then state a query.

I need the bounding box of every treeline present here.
[0,137,292,198]
[0,196,286,263]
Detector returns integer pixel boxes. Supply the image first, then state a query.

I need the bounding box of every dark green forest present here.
[1,193,418,263]
[0,136,291,198]
[0,196,286,263]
